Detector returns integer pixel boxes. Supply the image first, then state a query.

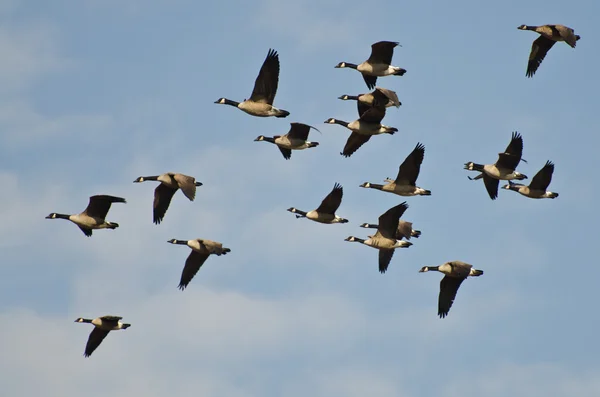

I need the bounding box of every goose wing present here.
[249,48,280,105]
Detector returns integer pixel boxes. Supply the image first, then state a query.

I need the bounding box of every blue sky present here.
[1,0,599,396]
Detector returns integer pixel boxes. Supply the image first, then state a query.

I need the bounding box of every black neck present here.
[343,62,358,69]
[334,120,349,127]
[79,318,93,323]
[141,176,159,181]
[170,239,188,245]
[294,209,307,217]
[353,237,365,243]
[428,266,440,271]
[471,163,485,172]
[263,137,276,144]
[221,98,240,107]
[367,183,384,190]
[53,213,71,220]
[342,95,359,100]
[363,223,377,229]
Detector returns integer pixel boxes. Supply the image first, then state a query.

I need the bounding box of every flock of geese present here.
[45,23,579,357]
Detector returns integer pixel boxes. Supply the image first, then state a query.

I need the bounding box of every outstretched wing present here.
[526,36,556,78]
[315,183,344,215]
[529,160,555,191]
[249,48,280,104]
[395,143,425,185]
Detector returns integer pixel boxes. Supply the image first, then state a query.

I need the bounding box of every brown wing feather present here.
[153,184,178,224]
[377,202,408,240]
[84,195,126,219]
[173,174,198,201]
[341,133,371,157]
[249,49,280,104]
[438,276,466,318]
[84,327,110,357]
[395,143,425,185]
[482,173,499,200]
[178,249,210,290]
[529,161,554,191]
[526,36,556,78]
[367,41,398,65]
[378,249,395,273]
[315,183,343,214]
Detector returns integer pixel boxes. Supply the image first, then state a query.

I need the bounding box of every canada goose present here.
[335,41,407,89]
[518,24,580,77]
[287,183,348,224]
[254,122,320,160]
[214,49,289,118]
[359,220,421,240]
[464,131,528,200]
[75,315,131,357]
[345,202,413,273]
[45,195,126,237]
[419,261,484,318]
[360,142,431,196]
[338,87,401,109]
[168,238,231,290]
[502,160,559,199]
[325,106,397,158]
[133,173,203,224]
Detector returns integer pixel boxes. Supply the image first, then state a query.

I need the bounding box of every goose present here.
[325,106,397,158]
[359,220,421,240]
[133,172,203,224]
[502,160,559,199]
[45,195,126,237]
[338,87,401,109]
[214,48,289,118]
[254,122,320,160]
[335,41,407,89]
[75,315,131,357]
[518,24,580,77]
[419,261,484,318]
[287,183,348,224]
[168,238,231,290]
[345,202,413,273]
[360,142,431,196]
[464,131,528,200]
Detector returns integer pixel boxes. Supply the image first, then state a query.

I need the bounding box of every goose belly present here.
[306,211,335,223]
[357,63,392,76]
[348,121,384,135]
[238,101,273,117]
[69,214,104,228]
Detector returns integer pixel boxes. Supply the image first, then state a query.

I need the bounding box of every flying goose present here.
[214,48,289,118]
[254,122,320,160]
[419,261,484,318]
[359,220,421,240]
[335,41,407,89]
[518,24,580,77]
[464,131,528,200]
[360,142,431,196]
[133,172,203,224]
[287,183,348,224]
[325,106,397,158]
[168,238,231,290]
[345,202,413,273]
[338,87,401,109]
[502,160,559,199]
[75,315,131,357]
[45,195,126,237]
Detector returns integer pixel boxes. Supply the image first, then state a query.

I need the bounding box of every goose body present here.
[359,220,421,240]
[134,172,203,224]
[287,183,348,224]
[503,160,559,199]
[518,24,580,77]
[168,238,231,290]
[215,49,289,118]
[419,261,484,318]
[346,202,413,273]
[326,105,397,158]
[255,122,320,160]
[335,41,406,89]
[45,195,126,237]
[338,87,401,109]
[464,131,528,200]
[360,142,431,196]
[75,315,131,357]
